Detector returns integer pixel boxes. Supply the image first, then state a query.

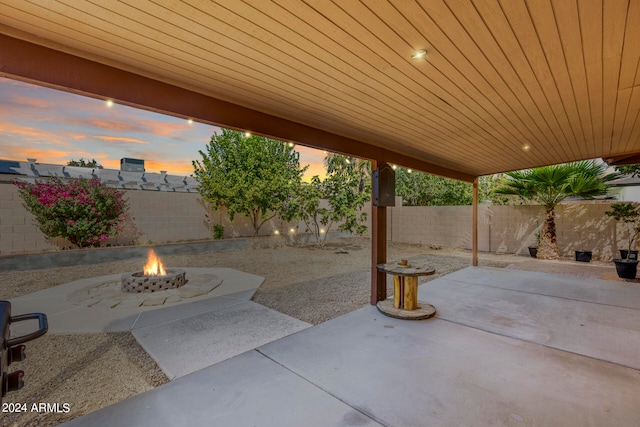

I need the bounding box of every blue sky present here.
[0,76,326,177]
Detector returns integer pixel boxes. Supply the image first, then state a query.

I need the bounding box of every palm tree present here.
[495,160,618,259]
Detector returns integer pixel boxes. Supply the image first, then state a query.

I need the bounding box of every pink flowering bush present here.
[15,177,129,248]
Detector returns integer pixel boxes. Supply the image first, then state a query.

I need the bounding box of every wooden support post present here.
[404,276,418,310]
[371,160,388,305]
[472,177,479,267]
[371,203,388,304]
[393,276,401,308]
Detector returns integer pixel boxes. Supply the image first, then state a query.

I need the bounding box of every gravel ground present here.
[0,237,522,426]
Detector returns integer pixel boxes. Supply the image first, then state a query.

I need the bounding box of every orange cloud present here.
[94,135,149,144]
[7,95,56,110]
[0,122,50,139]
[87,120,136,131]
[0,122,75,150]
[2,146,72,163]
[138,119,190,136]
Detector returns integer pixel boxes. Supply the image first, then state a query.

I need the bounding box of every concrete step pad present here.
[132,300,311,379]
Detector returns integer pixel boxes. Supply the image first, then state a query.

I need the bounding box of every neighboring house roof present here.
[609,175,640,187]
[0,159,198,192]
[0,160,20,175]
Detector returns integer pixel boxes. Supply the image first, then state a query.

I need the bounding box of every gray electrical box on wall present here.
[372,164,395,206]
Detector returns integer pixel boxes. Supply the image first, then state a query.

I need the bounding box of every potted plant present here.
[575,249,593,262]
[605,203,640,279]
[620,248,639,260]
[574,231,592,262]
[528,230,540,258]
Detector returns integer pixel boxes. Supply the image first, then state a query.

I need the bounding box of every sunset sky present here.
[0,76,327,177]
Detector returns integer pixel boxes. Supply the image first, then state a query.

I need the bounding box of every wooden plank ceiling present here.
[1,0,640,178]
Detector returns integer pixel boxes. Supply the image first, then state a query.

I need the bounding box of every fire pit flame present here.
[122,248,185,293]
[143,248,166,276]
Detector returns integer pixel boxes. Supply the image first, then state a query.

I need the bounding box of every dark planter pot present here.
[619,250,639,260]
[575,250,592,263]
[614,259,639,279]
[528,246,538,258]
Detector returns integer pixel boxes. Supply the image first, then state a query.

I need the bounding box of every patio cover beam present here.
[0,34,475,183]
[0,33,482,306]
[606,153,640,166]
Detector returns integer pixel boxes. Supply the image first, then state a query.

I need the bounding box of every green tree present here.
[324,153,371,194]
[614,164,640,177]
[322,154,370,237]
[495,160,618,259]
[193,129,306,236]
[605,203,640,259]
[281,176,328,246]
[478,174,522,205]
[282,154,370,247]
[395,168,472,206]
[67,158,102,168]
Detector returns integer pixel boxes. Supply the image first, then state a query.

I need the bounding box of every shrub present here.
[15,177,129,248]
[213,223,224,240]
[605,202,640,259]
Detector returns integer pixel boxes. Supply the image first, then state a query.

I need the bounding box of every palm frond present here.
[494,160,617,207]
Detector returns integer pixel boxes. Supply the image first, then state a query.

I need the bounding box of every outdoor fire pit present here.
[121,248,187,293]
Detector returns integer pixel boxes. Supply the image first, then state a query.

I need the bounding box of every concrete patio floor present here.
[60,266,640,426]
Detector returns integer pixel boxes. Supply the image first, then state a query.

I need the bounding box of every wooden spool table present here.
[376,261,436,320]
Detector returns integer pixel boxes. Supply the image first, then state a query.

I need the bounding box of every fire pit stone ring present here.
[121,269,187,293]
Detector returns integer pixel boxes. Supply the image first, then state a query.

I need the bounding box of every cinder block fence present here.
[0,178,623,260]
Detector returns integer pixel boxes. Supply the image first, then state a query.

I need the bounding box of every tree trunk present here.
[250,209,259,237]
[254,211,276,237]
[537,206,560,259]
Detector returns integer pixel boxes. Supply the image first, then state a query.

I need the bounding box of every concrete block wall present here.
[121,191,210,244]
[486,205,543,254]
[553,202,617,259]
[0,182,59,253]
[0,178,626,259]
[0,181,341,255]
[386,201,619,260]
[392,206,473,248]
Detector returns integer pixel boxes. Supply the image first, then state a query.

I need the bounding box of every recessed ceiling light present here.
[288,142,294,147]
[244,132,251,138]
[523,145,530,151]
[411,49,428,60]
[105,99,114,107]
[187,119,193,125]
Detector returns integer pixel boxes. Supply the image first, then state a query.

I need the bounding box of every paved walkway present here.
[10,267,311,379]
[59,266,640,426]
